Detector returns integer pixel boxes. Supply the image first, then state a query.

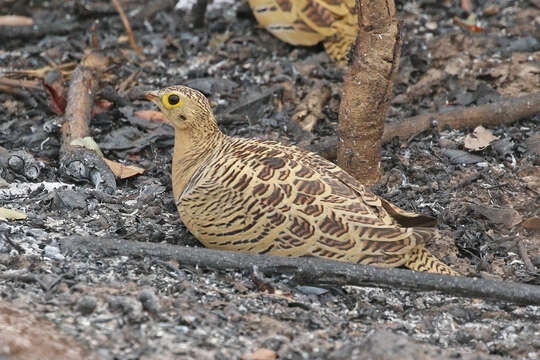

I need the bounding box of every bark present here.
[337,0,402,185]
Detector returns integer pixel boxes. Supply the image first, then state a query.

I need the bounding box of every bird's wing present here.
[264,140,438,227]
[248,0,325,45]
[178,137,433,267]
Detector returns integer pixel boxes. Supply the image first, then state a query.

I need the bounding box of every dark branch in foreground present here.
[60,236,540,306]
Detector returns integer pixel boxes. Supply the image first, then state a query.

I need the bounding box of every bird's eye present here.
[168,94,179,105]
[162,93,183,109]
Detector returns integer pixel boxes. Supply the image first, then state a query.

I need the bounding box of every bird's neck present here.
[171,119,223,202]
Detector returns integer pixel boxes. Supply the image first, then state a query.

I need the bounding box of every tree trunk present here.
[337,0,402,185]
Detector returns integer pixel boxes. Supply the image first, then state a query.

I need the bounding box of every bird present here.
[247,0,358,64]
[144,85,457,275]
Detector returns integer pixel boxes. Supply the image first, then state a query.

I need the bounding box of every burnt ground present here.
[0,0,539,359]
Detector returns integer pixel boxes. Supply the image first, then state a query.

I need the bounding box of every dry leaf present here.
[134,110,169,123]
[518,166,540,194]
[242,348,277,360]
[472,205,522,228]
[464,126,499,151]
[42,72,67,115]
[453,14,484,32]
[103,158,144,179]
[526,133,540,155]
[0,207,27,220]
[521,217,540,233]
[92,99,113,116]
[117,35,129,44]
[70,137,104,157]
[461,0,473,13]
[292,83,331,132]
[483,4,499,16]
[0,15,33,26]
[209,31,231,48]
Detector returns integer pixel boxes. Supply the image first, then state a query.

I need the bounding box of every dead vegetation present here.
[0,0,539,359]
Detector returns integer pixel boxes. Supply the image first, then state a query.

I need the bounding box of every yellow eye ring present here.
[162,92,183,109]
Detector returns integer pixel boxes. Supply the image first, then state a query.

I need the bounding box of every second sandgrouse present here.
[247,0,357,64]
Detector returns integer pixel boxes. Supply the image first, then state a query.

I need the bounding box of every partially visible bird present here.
[145,85,457,275]
[247,0,357,64]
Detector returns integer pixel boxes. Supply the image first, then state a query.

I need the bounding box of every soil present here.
[0,0,539,359]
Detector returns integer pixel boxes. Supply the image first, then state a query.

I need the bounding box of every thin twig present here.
[517,240,537,273]
[110,0,143,56]
[0,270,49,291]
[0,77,41,90]
[1,233,25,254]
[59,236,540,305]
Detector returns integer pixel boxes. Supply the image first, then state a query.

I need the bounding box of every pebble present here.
[426,21,438,31]
[138,289,161,314]
[44,245,64,260]
[77,296,97,315]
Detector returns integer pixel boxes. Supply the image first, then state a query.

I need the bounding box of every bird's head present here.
[144,85,216,132]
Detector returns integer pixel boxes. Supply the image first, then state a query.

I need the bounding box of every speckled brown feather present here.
[147,86,457,275]
[248,0,357,64]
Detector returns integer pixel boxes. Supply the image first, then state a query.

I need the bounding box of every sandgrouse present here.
[145,85,457,275]
[247,0,357,64]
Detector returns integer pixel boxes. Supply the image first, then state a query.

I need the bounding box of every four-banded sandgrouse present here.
[248,0,357,64]
[145,85,456,275]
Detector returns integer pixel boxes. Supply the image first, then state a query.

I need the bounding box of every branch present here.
[59,236,540,305]
[308,93,540,161]
[337,0,402,185]
[60,51,116,193]
[111,0,143,56]
[0,20,83,41]
[383,92,540,142]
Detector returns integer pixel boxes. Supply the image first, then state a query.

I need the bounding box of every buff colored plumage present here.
[145,86,457,275]
[247,0,358,64]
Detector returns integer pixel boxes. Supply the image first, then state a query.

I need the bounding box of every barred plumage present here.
[248,0,357,64]
[145,85,457,275]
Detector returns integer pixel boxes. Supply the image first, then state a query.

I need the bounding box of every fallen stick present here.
[0,15,33,27]
[517,240,537,273]
[383,92,540,143]
[0,77,41,90]
[0,85,38,108]
[0,20,83,41]
[308,93,540,161]
[59,236,540,305]
[60,51,116,193]
[111,0,143,56]
[191,0,209,28]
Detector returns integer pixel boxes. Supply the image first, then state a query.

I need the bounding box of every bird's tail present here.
[405,246,457,275]
[323,33,356,65]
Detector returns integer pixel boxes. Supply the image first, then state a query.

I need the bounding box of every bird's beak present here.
[144,90,159,103]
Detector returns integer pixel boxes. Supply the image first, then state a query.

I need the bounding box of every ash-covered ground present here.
[0,0,539,359]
